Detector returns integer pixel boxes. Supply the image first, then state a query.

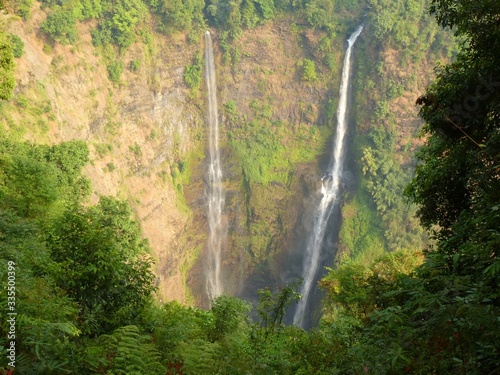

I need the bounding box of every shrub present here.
[93,0,147,49]
[107,61,124,82]
[40,7,78,44]
[130,59,141,72]
[14,0,34,19]
[8,34,24,58]
[184,53,203,90]
[0,33,15,100]
[302,58,318,81]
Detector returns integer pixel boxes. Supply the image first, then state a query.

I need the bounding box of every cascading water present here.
[205,31,225,301]
[293,25,364,327]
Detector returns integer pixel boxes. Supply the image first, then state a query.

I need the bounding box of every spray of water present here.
[293,25,364,327]
[205,31,225,301]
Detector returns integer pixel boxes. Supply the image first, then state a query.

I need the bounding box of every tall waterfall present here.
[205,31,224,301]
[293,25,363,327]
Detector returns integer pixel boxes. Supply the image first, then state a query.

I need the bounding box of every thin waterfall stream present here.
[293,25,364,327]
[205,31,224,302]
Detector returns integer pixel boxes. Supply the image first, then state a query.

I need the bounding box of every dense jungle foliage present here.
[0,0,499,373]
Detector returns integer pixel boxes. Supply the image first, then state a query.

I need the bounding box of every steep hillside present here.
[2,3,205,303]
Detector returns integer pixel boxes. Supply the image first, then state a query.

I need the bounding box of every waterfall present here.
[205,31,224,301]
[293,25,363,327]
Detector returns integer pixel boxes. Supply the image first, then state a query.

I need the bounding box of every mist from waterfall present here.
[293,25,364,327]
[205,31,224,302]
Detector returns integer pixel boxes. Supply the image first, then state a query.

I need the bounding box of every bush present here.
[9,34,25,58]
[0,33,15,100]
[93,0,147,49]
[184,53,203,90]
[107,61,124,82]
[13,0,34,19]
[41,7,78,44]
[302,58,318,81]
[130,59,141,72]
[147,0,205,34]
[80,0,103,19]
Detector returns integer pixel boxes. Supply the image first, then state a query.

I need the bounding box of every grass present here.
[0,82,57,143]
[95,143,113,158]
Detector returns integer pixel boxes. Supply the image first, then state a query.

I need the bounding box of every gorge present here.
[3,0,495,372]
[3,5,443,319]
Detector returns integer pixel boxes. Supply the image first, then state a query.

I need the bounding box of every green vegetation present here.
[94,142,113,157]
[0,32,15,101]
[228,98,323,186]
[129,142,142,156]
[341,0,455,258]
[339,189,386,265]
[0,82,56,141]
[12,0,34,19]
[0,139,157,372]
[324,1,500,373]
[146,0,205,35]
[8,34,24,58]
[360,125,425,251]
[49,197,156,335]
[0,136,312,373]
[225,95,327,261]
[184,53,203,90]
[301,58,318,81]
[37,0,147,50]
[230,118,287,185]
[129,58,141,72]
[107,60,124,82]
[92,0,147,49]
[41,6,78,44]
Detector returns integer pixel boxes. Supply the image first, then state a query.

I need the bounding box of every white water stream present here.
[205,31,224,301]
[293,25,364,327]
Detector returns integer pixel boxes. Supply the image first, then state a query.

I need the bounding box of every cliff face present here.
[5,3,204,303]
[2,3,452,307]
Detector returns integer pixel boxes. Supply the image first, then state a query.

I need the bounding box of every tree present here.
[209,295,250,342]
[107,60,124,82]
[400,0,500,372]
[80,0,102,19]
[92,0,147,49]
[47,197,156,335]
[255,0,275,20]
[407,0,500,280]
[0,154,59,217]
[154,0,205,33]
[256,281,302,335]
[0,140,89,218]
[305,0,335,31]
[0,140,90,373]
[41,6,78,44]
